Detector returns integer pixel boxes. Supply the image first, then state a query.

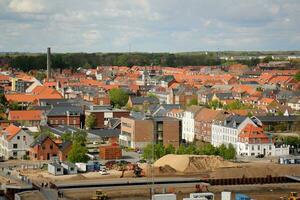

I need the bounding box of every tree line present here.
[1,52,222,71]
[142,143,236,161]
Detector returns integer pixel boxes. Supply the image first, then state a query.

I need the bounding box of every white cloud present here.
[82,30,102,45]
[9,0,44,13]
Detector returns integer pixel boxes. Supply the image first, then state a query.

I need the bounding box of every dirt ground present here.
[19,160,300,184]
[59,183,300,200]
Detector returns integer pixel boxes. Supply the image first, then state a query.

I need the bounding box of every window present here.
[251,146,254,151]
[34,154,37,158]
[258,145,260,150]
[55,120,58,124]
[23,136,26,141]
[13,151,17,156]
[269,145,272,150]
[73,119,76,124]
[62,120,65,124]
[50,144,53,150]
[50,120,53,124]
[13,144,18,149]
[17,136,20,140]
[70,167,74,171]
[42,145,45,150]
[57,168,61,172]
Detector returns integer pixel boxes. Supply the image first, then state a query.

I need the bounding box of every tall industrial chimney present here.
[47,47,51,80]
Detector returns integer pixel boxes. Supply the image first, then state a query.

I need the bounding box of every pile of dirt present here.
[154,154,236,173]
[67,174,87,181]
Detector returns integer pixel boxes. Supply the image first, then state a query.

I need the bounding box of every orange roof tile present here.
[8,110,42,121]
[4,124,21,141]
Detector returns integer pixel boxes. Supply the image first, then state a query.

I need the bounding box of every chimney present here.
[47,47,51,80]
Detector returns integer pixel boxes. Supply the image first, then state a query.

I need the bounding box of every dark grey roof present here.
[107,118,121,129]
[148,104,181,116]
[39,99,69,106]
[257,115,300,122]
[130,96,159,105]
[46,124,120,138]
[30,134,53,147]
[61,161,76,168]
[223,115,247,128]
[47,106,83,116]
[88,129,120,138]
[31,105,52,112]
[59,141,72,151]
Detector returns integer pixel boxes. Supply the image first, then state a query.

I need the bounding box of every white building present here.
[237,124,289,157]
[287,97,300,111]
[211,116,262,148]
[0,124,34,159]
[182,106,202,143]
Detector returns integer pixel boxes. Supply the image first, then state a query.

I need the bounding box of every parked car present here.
[255,154,265,158]
[99,169,109,175]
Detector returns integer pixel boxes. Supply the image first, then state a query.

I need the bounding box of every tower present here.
[47,47,51,80]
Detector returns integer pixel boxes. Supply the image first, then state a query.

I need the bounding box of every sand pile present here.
[154,154,235,173]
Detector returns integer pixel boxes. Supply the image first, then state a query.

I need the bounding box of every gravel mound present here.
[154,154,235,173]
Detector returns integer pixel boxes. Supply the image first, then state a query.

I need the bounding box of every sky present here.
[0,0,300,53]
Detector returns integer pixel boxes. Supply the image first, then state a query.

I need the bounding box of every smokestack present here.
[47,47,51,80]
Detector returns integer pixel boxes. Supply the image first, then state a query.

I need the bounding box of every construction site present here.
[0,154,298,199]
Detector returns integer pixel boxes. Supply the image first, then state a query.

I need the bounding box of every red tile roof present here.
[8,110,42,121]
[3,124,22,141]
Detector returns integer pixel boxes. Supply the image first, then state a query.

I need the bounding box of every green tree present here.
[208,100,223,110]
[223,144,236,160]
[165,144,175,154]
[68,142,89,163]
[188,98,198,106]
[109,88,129,108]
[85,114,96,129]
[199,144,218,155]
[61,132,72,142]
[72,130,87,145]
[0,94,8,108]
[262,56,273,63]
[9,102,22,110]
[295,71,300,82]
[176,144,187,154]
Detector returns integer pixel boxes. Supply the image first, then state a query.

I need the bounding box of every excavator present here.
[90,190,109,200]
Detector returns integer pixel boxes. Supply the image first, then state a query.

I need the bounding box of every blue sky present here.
[0,0,299,52]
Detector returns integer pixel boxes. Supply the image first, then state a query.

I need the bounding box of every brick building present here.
[47,105,84,128]
[30,135,60,160]
[85,106,129,129]
[120,115,181,149]
[194,108,227,143]
[99,144,122,160]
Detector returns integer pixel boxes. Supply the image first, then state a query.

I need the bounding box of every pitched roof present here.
[30,134,58,147]
[9,110,42,121]
[3,124,22,141]
[195,108,226,122]
[47,106,83,116]
[130,96,159,105]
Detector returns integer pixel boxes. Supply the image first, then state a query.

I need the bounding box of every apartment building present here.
[120,115,181,149]
[0,124,34,159]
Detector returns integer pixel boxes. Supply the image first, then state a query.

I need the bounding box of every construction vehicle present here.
[288,192,300,200]
[90,190,109,200]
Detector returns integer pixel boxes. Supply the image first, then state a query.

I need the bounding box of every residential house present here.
[182,106,203,143]
[166,108,184,120]
[169,86,198,105]
[211,115,262,148]
[58,141,72,161]
[61,162,78,174]
[0,124,34,159]
[127,96,159,111]
[29,134,60,160]
[8,110,44,126]
[237,124,289,157]
[194,108,227,143]
[287,97,300,111]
